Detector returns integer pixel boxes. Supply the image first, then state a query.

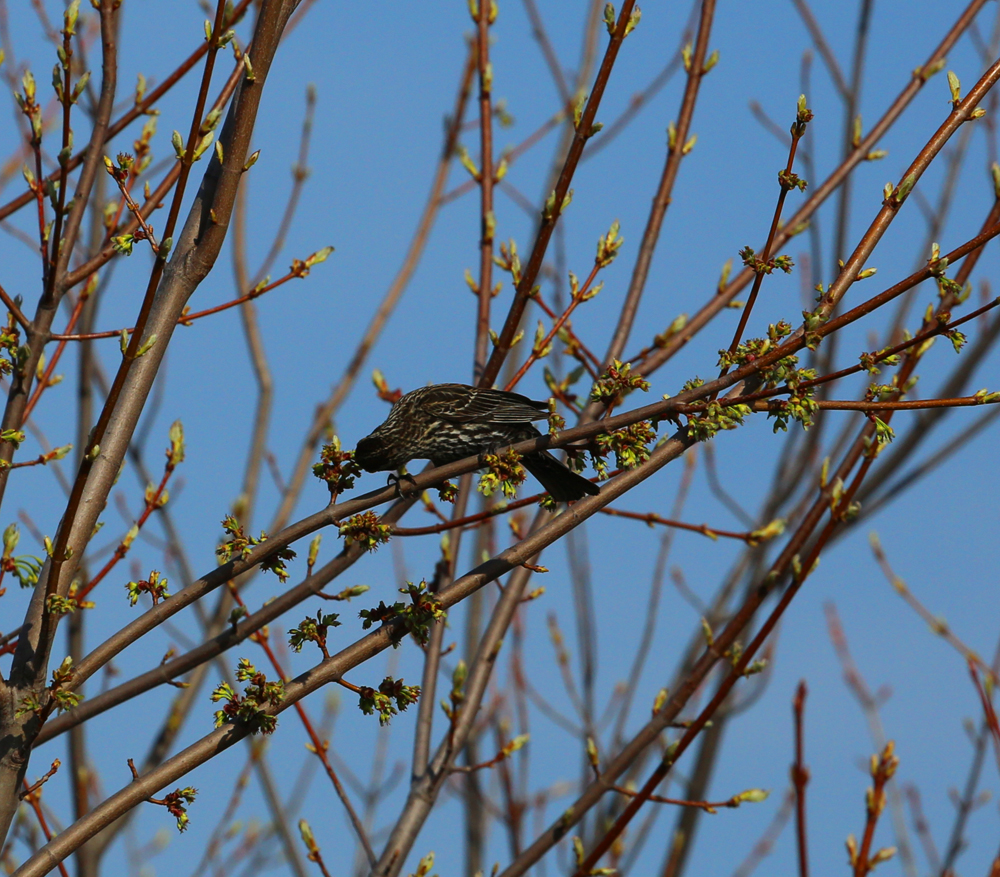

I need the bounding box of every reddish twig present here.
[849,742,900,877]
[504,263,601,392]
[598,506,756,542]
[22,279,95,420]
[440,101,574,206]
[60,48,248,293]
[472,0,496,379]
[75,452,175,602]
[609,784,761,813]
[7,447,71,471]
[448,744,523,774]
[0,282,31,331]
[721,97,810,378]
[20,765,69,877]
[44,13,81,306]
[529,290,603,370]
[19,759,60,800]
[0,0,255,224]
[792,681,810,877]
[968,661,1000,767]
[51,265,309,341]
[104,159,160,253]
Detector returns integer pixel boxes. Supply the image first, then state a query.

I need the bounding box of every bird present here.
[354,383,600,502]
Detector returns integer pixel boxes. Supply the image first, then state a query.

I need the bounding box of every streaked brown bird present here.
[354,383,599,502]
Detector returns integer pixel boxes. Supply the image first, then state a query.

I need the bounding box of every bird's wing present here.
[424,385,548,423]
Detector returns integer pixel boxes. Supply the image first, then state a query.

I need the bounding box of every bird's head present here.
[354,429,408,472]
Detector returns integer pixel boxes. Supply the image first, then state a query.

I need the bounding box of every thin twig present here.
[0,0,255,224]
[480,0,637,387]
[790,0,849,99]
[870,533,998,684]
[792,681,809,877]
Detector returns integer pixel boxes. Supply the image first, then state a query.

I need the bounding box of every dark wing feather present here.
[423,384,548,424]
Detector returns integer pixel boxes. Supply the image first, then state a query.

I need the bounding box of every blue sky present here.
[1,1,999,875]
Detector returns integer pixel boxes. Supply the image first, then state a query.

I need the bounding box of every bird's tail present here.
[522,452,600,502]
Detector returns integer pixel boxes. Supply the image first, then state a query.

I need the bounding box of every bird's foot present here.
[387,471,418,498]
